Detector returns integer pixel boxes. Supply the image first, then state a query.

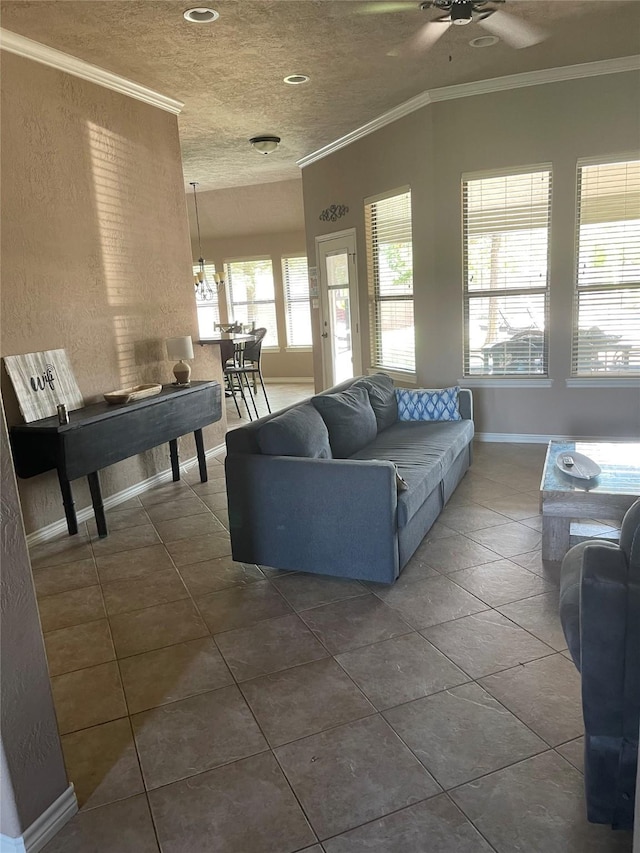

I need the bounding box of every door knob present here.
[321,332,328,338]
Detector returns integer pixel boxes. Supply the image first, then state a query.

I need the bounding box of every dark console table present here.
[10,381,222,538]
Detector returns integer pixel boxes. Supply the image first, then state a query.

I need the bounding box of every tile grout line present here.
[31,432,591,849]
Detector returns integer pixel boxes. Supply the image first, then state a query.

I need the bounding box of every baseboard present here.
[264,377,313,384]
[26,443,226,547]
[0,835,25,853]
[0,785,77,853]
[475,432,631,443]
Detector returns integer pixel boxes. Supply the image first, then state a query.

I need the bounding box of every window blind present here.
[463,168,551,376]
[193,262,220,338]
[282,256,311,347]
[365,190,415,373]
[225,258,278,347]
[572,159,640,377]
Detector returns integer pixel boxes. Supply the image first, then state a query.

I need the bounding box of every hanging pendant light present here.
[190,181,216,302]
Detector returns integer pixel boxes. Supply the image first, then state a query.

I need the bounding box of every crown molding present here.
[297,54,640,169]
[297,89,433,169]
[0,29,184,114]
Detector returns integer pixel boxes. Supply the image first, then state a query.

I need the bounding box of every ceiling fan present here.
[362,1,548,54]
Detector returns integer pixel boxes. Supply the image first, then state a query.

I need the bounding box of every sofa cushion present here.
[350,420,475,527]
[353,374,398,432]
[312,385,377,458]
[257,403,332,458]
[396,387,462,422]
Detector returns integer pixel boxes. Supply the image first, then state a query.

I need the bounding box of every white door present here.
[316,230,361,387]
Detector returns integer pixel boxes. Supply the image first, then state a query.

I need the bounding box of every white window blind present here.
[193,262,220,338]
[572,158,640,377]
[463,167,551,377]
[225,258,278,348]
[282,256,311,347]
[365,189,415,373]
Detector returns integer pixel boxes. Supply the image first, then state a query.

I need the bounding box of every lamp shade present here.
[166,336,194,361]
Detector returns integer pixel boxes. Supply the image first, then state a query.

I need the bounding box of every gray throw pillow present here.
[257,403,332,458]
[353,373,398,432]
[312,385,377,458]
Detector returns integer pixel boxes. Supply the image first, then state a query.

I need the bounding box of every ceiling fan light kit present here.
[416,0,546,51]
[250,135,281,155]
[450,1,474,25]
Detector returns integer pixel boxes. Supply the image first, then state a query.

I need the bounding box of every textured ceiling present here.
[2,0,639,190]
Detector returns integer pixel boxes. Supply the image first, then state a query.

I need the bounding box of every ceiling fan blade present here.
[354,2,417,15]
[478,9,547,49]
[406,19,451,53]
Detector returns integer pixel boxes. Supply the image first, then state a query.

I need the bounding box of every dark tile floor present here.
[30,384,633,852]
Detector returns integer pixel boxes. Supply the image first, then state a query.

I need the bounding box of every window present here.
[282,255,311,347]
[225,258,278,348]
[463,167,551,377]
[365,188,415,373]
[193,262,220,338]
[572,158,640,377]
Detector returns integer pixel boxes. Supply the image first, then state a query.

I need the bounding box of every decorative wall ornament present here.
[319,204,349,222]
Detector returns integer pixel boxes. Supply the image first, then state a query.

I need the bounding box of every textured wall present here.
[187,179,305,239]
[1,52,226,534]
[302,71,640,437]
[0,403,69,836]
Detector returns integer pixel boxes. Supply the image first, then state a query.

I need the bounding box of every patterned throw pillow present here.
[395,387,462,422]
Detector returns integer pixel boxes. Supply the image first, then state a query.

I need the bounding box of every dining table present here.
[196,332,256,367]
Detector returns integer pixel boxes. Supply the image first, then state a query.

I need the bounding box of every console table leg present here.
[57,469,78,536]
[169,438,180,481]
[194,429,208,483]
[88,471,107,538]
[542,515,570,561]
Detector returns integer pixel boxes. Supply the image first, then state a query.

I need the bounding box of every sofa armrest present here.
[225,454,399,584]
[458,389,473,421]
[580,543,633,735]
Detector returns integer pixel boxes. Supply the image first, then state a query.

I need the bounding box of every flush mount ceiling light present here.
[283,74,310,85]
[249,135,281,155]
[183,7,219,23]
[469,34,499,47]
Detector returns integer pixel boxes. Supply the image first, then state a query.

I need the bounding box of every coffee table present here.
[540,440,640,560]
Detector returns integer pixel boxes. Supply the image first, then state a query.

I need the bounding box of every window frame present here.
[281,254,312,351]
[570,155,640,382]
[224,255,279,349]
[364,186,415,377]
[462,164,552,381]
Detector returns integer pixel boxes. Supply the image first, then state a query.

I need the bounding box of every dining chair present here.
[234,328,271,414]
[224,340,259,420]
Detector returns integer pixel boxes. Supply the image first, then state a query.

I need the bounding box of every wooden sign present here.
[3,349,84,423]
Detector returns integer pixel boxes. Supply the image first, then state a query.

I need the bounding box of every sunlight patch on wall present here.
[87,120,148,387]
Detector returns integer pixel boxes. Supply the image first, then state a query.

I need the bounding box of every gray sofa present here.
[559,498,640,830]
[225,374,474,584]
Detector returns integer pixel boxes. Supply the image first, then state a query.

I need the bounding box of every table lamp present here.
[166,335,194,385]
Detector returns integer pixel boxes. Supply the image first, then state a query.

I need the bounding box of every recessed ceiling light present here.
[284,74,310,85]
[469,35,499,48]
[183,8,219,23]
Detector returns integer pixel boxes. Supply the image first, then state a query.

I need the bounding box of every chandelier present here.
[190,181,221,301]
